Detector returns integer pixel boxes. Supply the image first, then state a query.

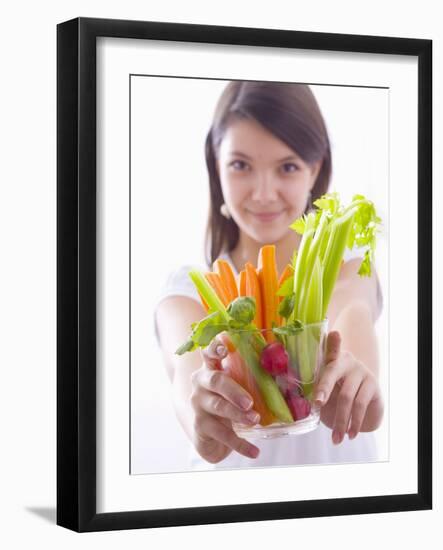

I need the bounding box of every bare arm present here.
[156,296,207,441]
[156,295,261,462]
[328,258,382,376]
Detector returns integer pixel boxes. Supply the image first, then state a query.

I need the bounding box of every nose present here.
[251,172,279,203]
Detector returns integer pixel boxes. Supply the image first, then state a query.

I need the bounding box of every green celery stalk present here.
[297,257,323,397]
[286,226,313,370]
[290,208,335,396]
[319,222,332,263]
[286,193,381,396]
[306,256,323,324]
[321,209,356,319]
[297,211,329,321]
[292,228,315,320]
[189,270,230,322]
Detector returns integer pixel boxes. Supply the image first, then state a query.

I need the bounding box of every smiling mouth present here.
[248,210,285,222]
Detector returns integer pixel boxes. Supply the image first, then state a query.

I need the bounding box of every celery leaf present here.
[175,339,197,355]
[290,217,306,235]
[277,275,294,297]
[273,320,304,337]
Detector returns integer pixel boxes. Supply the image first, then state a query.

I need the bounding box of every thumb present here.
[325,330,341,363]
[313,331,342,406]
[201,336,227,371]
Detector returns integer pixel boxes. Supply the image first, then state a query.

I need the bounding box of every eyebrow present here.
[229,151,301,163]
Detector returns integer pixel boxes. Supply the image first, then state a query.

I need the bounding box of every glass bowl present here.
[218,320,328,439]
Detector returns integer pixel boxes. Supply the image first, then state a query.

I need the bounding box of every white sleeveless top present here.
[155,249,380,471]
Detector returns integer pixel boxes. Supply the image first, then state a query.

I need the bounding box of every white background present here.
[0,0,440,548]
[130,76,390,473]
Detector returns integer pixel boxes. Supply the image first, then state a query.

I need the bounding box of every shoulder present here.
[156,264,203,306]
[342,246,364,263]
[154,264,208,344]
[154,265,204,326]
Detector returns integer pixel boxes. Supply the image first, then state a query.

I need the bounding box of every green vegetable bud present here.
[227,297,256,325]
[278,293,296,320]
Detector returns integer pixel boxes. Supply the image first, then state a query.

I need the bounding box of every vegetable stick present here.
[245,262,263,329]
[189,271,230,322]
[219,334,278,426]
[214,259,238,303]
[258,245,280,339]
[197,291,209,312]
[238,269,247,296]
[291,212,317,321]
[297,210,329,321]
[204,272,230,307]
[321,209,355,319]
[234,331,293,422]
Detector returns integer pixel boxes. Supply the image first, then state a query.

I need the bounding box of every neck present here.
[229,230,301,275]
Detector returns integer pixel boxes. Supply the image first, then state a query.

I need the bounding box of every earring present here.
[220,203,231,219]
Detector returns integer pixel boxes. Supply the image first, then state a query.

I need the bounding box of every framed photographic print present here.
[57,17,432,532]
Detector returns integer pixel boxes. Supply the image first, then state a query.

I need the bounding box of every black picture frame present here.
[57,16,432,532]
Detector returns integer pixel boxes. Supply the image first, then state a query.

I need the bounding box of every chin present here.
[250,226,289,245]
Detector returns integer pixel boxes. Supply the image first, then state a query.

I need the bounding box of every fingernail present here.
[348,429,356,440]
[246,411,260,424]
[216,345,226,357]
[332,430,343,444]
[240,397,253,410]
[314,391,325,405]
[248,446,260,458]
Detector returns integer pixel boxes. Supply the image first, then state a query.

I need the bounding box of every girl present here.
[156,81,384,468]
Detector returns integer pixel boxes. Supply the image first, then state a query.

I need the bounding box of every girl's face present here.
[217,118,322,245]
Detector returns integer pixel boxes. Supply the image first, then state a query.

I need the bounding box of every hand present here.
[313,331,384,444]
[189,338,261,464]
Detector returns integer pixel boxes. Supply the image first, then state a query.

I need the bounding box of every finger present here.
[199,412,260,459]
[313,357,346,407]
[331,371,364,444]
[201,338,228,370]
[198,389,261,425]
[325,331,341,363]
[199,368,254,411]
[347,378,377,439]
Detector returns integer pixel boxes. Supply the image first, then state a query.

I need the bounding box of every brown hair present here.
[204,80,332,266]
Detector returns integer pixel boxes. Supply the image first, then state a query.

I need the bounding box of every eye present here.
[229,160,250,171]
[280,162,299,174]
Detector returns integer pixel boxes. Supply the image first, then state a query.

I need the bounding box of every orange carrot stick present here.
[219,334,278,426]
[245,262,263,329]
[214,259,238,304]
[238,269,247,296]
[258,245,280,340]
[205,272,230,307]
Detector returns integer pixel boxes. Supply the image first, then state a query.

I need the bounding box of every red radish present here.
[275,374,288,394]
[276,370,301,394]
[260,342,289,376]
[286,368,301,391]
[285,392,311,421]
